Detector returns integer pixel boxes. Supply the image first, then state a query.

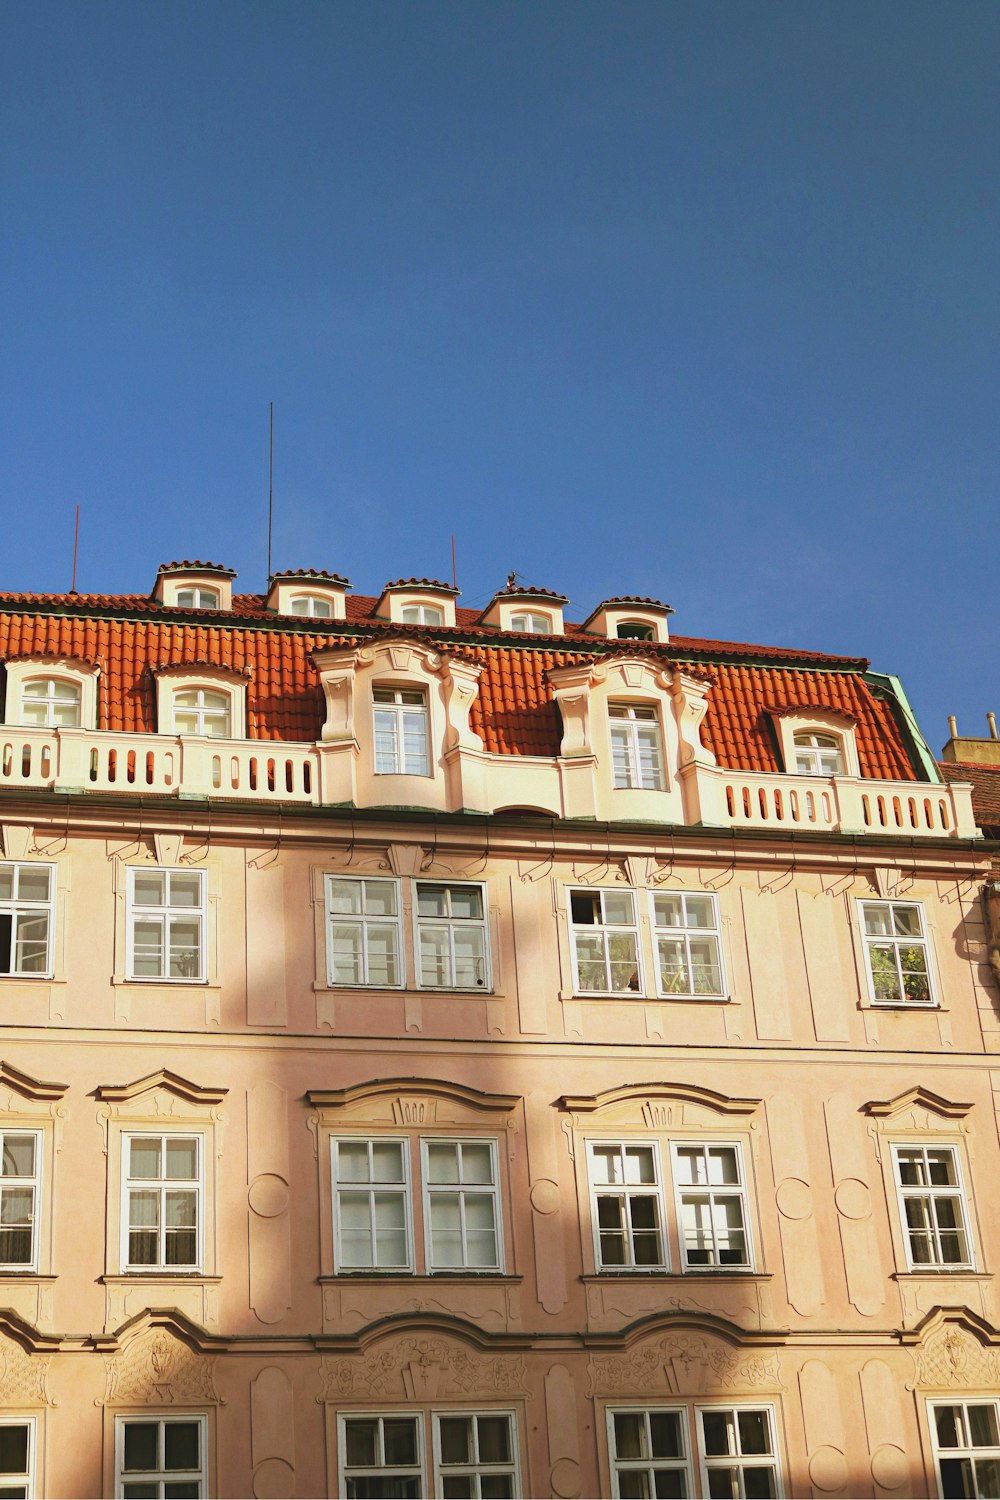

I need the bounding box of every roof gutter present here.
[864,671,942,784]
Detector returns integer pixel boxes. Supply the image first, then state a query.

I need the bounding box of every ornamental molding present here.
[100,1324,223,1408]
[95,1070,228,1107]
[0,1330,53,1407]
[903,1310,1000,1391]
[307,1078,520,1115]
[319,1334,529,1404]
[557,1082,760,1118]
[0,1061,67,1103]
[586,1331,782,1400]
[864,1086,973,1121]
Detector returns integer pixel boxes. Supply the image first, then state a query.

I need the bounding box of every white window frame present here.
[793,731,845,776]
[568,887,643,996]
[0,1128,43,1273]
[608,702,666,791]
[120,1132,204,1273]
[649,890,726,1000]
[891,1143,975,1272]
[338,1411,425,1498]
[324,875,405,989]
[606,1406,693,1499]
[331,1136,414,1273]
[615,620,657,642]
[125,867,207,984]
[695,1404,782,1499]
[373,687,431,777]
[509,611,552,634]
[413,881,491,991]
[421,1138,504,1273]
[858,899,937,1008]
[17,675,82,729]
[400,602,445,627]
[0,862,55,979]
[114,1413,207,1498]
[289,593,334,618]
[671,1141,754,1272]
[174,587,219,610]
[587,1141,669,1272]
[171,686,231,738]
[0,1415,35,1499]
[432,1410,520,1498]
[929,1398,1000,1500]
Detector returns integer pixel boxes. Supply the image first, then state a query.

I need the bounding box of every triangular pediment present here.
[0,1061,67,1102]
[864,1086,972,1121]
[95,1069,227,1106]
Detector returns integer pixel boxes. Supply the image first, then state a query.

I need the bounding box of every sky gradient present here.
[1,1,997,753]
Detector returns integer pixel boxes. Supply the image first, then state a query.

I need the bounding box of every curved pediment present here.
[558,1082,759,1118]
[307,1077,519,1116]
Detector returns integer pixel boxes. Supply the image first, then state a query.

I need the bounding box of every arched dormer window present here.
[510,611,553,635]
[3,658,100,732]
[400,603,445,627]
[793,732,844,776]
[771,710,859,780]
[173,688,231,738]
[609,703,665,790]
[290,594,334,619]
[20,677,82,729]
[174,586,220,610]
[154,667,248,740]
[616,621,656,642]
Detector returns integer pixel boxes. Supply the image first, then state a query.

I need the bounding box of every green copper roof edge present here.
[864,671,942,784]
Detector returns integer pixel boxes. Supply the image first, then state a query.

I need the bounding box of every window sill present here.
[0,974,56,983]
[102,1273,221,1283]
[313,982,497,998]
[865,1002,943,1013]
[582,1270,769,1282]
[112,976,217,990]
[891,1269,985,1280]
[572,992,730,1004]
[0,1271,55,1281]
[318,1272,521,1284]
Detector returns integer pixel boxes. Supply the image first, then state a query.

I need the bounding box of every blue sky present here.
[1,1,997,752]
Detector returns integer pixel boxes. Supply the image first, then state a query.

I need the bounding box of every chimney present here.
[941,712,1000,767]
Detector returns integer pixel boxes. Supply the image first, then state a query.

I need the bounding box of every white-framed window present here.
[172,687,231,738]
[616,621,656,642]
[325,876,404,988]
[174,587,219,610]
[0,863,54,978]
[569,888,642,995]
[651,891,725,999]
[671,1142,752,1271]
[415,882,490,990]
[290,593,334,618]
[338,1412,424,1499]
[400,603,445,627]
[126,868,206,983]
[115,1414,206,1498]
[930,1399,1000,1500]
[607,1407,692,1498]
[332,1137,412,1272]
[609,703,665,791]
[0,1130,42,1272]
[19,676,81,729]
[373,687,430,776]
[859,900,935,1007]
[587,1143,667,1271]
[793,731,844,776]
[423,1139,502,1272]
[696,1406,780,1499]
[433,1411,519,1498]
[509,611,552,634]
[892,1144,974,1271]
[0,1416,35,1499]
[121,1133,202,1272]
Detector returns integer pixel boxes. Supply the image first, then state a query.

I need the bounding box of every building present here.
[0,559,994,1499]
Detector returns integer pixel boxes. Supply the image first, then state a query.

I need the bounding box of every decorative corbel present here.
[312,646,365,743]
[670,672,716,767]
[549,663,599,758]
[440,658,484,753]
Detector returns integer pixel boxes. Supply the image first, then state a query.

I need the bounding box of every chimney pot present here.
[988,712,998,741]
[948,715,958,738]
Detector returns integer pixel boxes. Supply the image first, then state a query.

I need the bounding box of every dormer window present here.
[400,603,445,627]
[155,668,247,740]
[510,611,553,635]
[173,689,231,738]
[794,732,844,776]
[290,594,334,619]
[175,587,220,610]
[616,621,655,643]
[373,687,429,776]
[609,703,665,790]
[20,677,82,729]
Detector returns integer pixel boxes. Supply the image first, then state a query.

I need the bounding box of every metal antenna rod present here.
[70,505,80,593]
[451,534,457,592]
[266,402,274,583]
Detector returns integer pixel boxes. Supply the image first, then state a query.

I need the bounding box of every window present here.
[892,1145,973,1270]
[616,622,655,642]
[859,900,934,1006]
[569,888,641,995]
[608,1408,691,1498]
[122,1133,202,1271]
[126,868,206,982]
[672,1143,752,1270]
[373,687,430,776]
[0,864,54,977]
[415,882,489,990]
[332,1137,411,1271]
[697,1407,780,1499]
[793,731,844,776]
[290,593,333,618]
[509,612,552,634]
[326,877,403,988]
[588,1143,666,1270]
[609,704,665,791]
[174,587,219,609]
[930,1400,1000,1500]
[172,687,231,738]
[434,1413,518,1498]
[607,1407,780,1500]
[651,892,725,999]
[116,1415,206,1498]
[339,1413,423,1498]
[0,1418,34,1499]
[0,1130,41,1271]
[19,677,81,729]
[337,1412,519,1499]
[400,603,445,627]
[423,1139,501,1271]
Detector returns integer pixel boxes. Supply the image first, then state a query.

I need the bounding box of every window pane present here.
[613,1413,645,1460]
[624,1148,656,1186]
[935,1407,962,1448]
[2,1136,35,1178]
[863,905,893,937]
[738,1412,771,1456]
[123,1422,159,1472]
[130,1140,162,1178]
[345,1419,378,1467]
[417,885,449,918]
[477,1417,511,1464]
[371,1141,404,1182]
[332,926,364,984]
[365,926,400,986]
[133,873,166,906]
[383,1419,418,1467]
[338,1142,371,1183]
[649,1412,684,1460]
[0,869,12,901]
[419,927,451,986]
[14,912,49,972]
[164,1422,200,1471]
[364,881,398,917]
[968,1406,1000,1448]
[15,866,50,902]
[701,1412,733,1457]
[743,1467,777,1499]
[329,880,362,915]
[707,1149,739,1186]
[165,1191,197,1228]
[426,1144,460,1184]
[0,1424,28,1474]
[603,892,635,926]
[438,1417,473,1465]
[453,927,486,988]
[169,874,202,907]
[165,1140,197,1179]
[460,1144,494,1183]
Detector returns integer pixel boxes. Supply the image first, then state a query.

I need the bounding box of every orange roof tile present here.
[940,762,1000,834]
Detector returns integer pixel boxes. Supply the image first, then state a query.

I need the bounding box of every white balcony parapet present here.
[0,727,981,837]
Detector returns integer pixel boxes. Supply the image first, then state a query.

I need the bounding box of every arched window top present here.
[509,611,553,635]
[20,676,82,729]
[290,594,334,619]
[172,688,231,738]
[400,603,445,627]
[793,731,845,776]
[615,620,656,642]
[174,587,220,610]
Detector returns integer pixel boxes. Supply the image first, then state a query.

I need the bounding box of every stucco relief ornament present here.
[587,1336,780,1399]
[102,1330,222,1407]
[0,1340,52,1407]
[911,1327,1000,1391]
[321,1339,529,1402]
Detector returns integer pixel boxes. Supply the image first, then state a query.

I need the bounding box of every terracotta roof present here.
[156,560,236,576]
[270,569,351,586]
[940,762,1000,834]
[381,578,459,595]
[594,596,673,611]
[0,593,919,778]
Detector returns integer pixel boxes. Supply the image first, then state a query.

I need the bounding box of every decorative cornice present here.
[0,1061,68,1102]
[864,1086,973,1120]
[307,1078,520,1113]
[557,1082,760,1116]
[95,1070,228,1107]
